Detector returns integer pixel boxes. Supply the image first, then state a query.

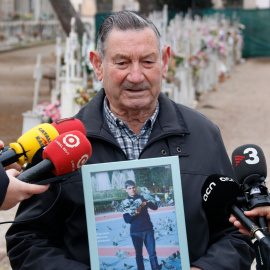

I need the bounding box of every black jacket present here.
[6,89,254,270]
[123,194,157,233]
[0,163,9,207]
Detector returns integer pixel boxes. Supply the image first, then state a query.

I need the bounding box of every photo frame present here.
[82,156,190,270]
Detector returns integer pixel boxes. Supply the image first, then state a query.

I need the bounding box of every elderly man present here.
[6,11,254,270]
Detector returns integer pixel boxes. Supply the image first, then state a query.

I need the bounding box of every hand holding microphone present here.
[0,118,86,168]
[0,140,21,171]
[0,123,59,167]
[0,168,49,210]
[229,144,270,269]
[0,140,49,211]
[231,144,270,235]
[201,174,270,250]
[230,206,270,236]
[0,118,89,210]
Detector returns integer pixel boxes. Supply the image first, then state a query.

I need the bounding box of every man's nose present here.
[127,63,144,83]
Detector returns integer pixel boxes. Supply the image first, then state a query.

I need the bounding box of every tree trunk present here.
[49,0,86,40]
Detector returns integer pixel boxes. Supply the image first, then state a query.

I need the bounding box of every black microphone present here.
[232,144,267,182]
[201,174,270,250]
[232,144,270,234]
[30,170,80,185]
[232,144,270,209]
[0,146,11,153]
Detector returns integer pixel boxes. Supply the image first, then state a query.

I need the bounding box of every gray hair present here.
[97,10,162,59]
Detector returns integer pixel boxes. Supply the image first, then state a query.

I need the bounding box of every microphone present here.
[51,117,86,136]
[201,174,270,250]
[0,118,86,168]
[31,118,86,166]
[232,144,270,209]
[232,144,270,236]
[18,130,92,183]
[0,123,59,167]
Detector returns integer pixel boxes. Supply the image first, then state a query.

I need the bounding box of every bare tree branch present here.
[49,0,86,40]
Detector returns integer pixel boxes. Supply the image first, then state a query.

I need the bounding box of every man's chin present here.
[123,99,154,111]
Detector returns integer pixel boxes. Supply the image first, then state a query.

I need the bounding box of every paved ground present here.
[0,44,55,270]
[0,44,270,269]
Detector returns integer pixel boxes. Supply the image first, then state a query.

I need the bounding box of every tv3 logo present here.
[234,147,260,167]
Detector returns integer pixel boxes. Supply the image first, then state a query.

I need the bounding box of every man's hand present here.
[190,267,202,270]
[0,140,22,171]
[229,206,270,236]
[134,206,142,215]
[0,169,50,210]
[141,201,147,208]
[4,162,22,171]
[133,202,148,215]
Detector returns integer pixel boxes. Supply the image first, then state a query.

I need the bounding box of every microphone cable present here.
[0,183,62,225]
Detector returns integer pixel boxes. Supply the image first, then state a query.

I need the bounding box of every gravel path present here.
[0,44,269,269]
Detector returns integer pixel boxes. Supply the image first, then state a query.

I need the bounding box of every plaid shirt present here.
[104,97,159,160]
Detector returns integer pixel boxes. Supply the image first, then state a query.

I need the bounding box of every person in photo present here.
[123,180,161,270]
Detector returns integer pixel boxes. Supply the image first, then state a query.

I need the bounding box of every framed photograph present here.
[82,156,190,270]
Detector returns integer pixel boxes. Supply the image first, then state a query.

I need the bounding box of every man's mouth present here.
[126,89,145,92]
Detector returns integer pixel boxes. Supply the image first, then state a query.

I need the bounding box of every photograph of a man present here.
[123,180,162,270]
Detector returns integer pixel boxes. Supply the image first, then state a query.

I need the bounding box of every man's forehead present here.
[105,29,160,60]
[107,27,158,45]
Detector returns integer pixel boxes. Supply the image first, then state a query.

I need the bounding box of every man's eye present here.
[144,61,154,66]
[117,62,126,66]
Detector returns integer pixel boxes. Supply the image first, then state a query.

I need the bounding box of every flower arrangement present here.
[219,71,226,82]
[35,100,61,123]
[188,49,209,78]
[8,12,20,20]
[166,51,185,83]
[188,55,200,77]
[74,85,98,106]
[23,13,33,20]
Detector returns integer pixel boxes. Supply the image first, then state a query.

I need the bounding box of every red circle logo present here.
[63,134,80,148]
[77,154,89,168]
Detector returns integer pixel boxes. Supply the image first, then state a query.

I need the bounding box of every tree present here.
[49,0,86,40]
[134,168,152,188]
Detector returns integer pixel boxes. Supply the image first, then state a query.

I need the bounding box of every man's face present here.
[96,28,170,114]
[126,185,137,197]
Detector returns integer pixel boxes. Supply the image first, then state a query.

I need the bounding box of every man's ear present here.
[90,51,103,81]
[161,45,171,79]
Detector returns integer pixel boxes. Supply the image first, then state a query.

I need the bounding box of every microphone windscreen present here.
[30,147,45,166]
[201,174,240,223]
[51,118,86,136]
[11,123,59,165]
[30,119,86,166]
[232,144,267,184]
[43,130,92,176]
